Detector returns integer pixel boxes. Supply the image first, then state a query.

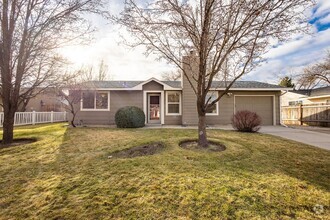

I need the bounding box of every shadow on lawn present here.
[212,132,330,191]
[51,128,330,219]
[1,126,328,219]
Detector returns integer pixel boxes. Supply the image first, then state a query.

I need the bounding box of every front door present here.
[148,94,161,124]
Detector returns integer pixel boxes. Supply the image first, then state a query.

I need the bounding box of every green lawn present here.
[0,123,329,219]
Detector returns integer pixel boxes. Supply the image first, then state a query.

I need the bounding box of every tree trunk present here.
[2,110,15,145]
[70,112,76,128]
[198,114,208,148]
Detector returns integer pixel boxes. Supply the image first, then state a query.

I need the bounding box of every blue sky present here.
[245,0,330,83]
[60,0,330,84]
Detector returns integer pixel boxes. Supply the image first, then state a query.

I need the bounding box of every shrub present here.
[231,110,261,132]
[115,106,145,128]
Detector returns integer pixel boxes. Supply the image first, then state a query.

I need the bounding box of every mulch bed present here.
[0,138,37,148]
[179,140,226,152]
[109,142,165,158]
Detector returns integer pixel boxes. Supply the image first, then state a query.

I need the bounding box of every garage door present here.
[235,96,273,125]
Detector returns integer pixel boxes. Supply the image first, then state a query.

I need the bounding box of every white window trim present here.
[206,91,219,116]
[81,91,110,111]
[165,91,182,116]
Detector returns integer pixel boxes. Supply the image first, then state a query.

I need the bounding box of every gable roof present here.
[80,79,286,90]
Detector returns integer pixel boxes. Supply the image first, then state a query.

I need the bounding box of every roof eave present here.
[212,88,289,91]
[307,94,330,100]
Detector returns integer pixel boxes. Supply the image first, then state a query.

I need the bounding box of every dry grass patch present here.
[0,137,37,148]
[0,124,329,219]
[179,139,226,152]
[109,142,165,158]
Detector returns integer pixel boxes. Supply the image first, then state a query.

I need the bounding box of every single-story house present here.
[69,54,290,126]
[23,88,66,112]
[281,86,330,106]
[70,75,287,126]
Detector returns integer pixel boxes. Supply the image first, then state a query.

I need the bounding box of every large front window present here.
[206,92,218,115]
[166,91,181,115]
[82,91,109,110]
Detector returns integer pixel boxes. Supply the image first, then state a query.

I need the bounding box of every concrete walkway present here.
[144,124,330,150]
[259,126,330,151]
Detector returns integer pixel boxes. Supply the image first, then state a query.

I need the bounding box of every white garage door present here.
[235,96,274,125]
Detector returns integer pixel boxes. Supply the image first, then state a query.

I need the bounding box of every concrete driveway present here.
[260,126,330,150]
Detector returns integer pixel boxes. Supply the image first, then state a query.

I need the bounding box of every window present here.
[288,100,302,106]
[166,91,181,115]
[82,92,95,109]
[82,91,109,111]
[96,92,109,109]
[206,92,218,115]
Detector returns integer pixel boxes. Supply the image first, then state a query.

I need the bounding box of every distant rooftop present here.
[290,86,330,97]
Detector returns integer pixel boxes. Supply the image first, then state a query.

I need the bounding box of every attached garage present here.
[234,95,275,125]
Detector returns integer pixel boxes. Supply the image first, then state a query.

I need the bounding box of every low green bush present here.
[115,106,145,128]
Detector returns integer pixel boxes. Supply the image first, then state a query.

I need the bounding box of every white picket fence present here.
[0,111,67,127]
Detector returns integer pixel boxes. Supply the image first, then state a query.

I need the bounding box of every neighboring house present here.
[281,86,330,106]
[0,87,65,112]
[70,56,288,126]
[24,88,66,112]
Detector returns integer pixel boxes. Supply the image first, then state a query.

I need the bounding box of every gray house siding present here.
[74,87,183,126]
[164,115,182,125]
[74,91,143,125]
[180,54,281,125]
[143,81,164,90]
[182,56,199,125]
[70,75,282,126]
[181,73,281,125]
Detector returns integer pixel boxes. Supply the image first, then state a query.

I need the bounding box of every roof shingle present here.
[81,80,284,89]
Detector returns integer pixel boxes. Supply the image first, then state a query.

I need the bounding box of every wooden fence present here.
[281,104,330,127]
[0,111,67,127]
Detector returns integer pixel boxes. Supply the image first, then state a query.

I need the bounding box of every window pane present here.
[205,92,217,114]
[168,93,180,102]
[150,96,159,104]
[206,104,217,114]
[82,92,95,109]
[168,104,179,113]
[96,92,108,109]
[206,93,217,102]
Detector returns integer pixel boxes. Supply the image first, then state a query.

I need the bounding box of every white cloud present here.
[58,0,330,83]
[59,25,175,80]
[319,13,330,24]
[314,0,330,17]
[246,28,330,84]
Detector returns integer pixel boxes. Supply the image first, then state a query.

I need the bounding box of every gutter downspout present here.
[279,90,289,127]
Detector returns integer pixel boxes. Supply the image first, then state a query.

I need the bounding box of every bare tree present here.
[59,82,86,127]
[98,59,109,81]
[161,69,181,81]
[117,0,313,147]
[297,52,330,89]
[58,68,98,127]
[0,0,108,145]
[78,59,110,81]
